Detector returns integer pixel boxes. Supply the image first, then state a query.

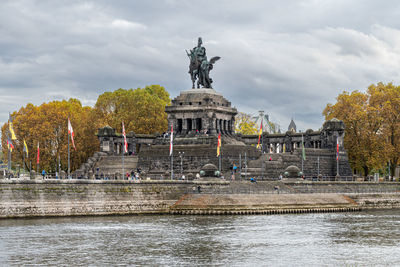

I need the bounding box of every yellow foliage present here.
[235,112,258,135]
[323,82,400,176]
[1,99,99,173]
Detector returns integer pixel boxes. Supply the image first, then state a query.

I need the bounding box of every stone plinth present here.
[165,88,237,136]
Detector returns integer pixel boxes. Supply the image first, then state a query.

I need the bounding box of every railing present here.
[185,186,400,195]
[3,171,399,185]
[247,175,396,182]
[1,172,138,181]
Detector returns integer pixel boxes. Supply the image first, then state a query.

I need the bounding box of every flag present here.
[9,122,17,140]
[9,114,17,140]
[37,142,40,164]
[302,135,306,160]
[336,136,339,161]
[169,124,173,156]
[23,139,29,156]
[122,121,128,153]
[7,137,14,152]
[217,132,221,157]
[256,119,263,149]
[68,118,76,150]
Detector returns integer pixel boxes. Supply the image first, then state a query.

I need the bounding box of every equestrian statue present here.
[186,37,220,89]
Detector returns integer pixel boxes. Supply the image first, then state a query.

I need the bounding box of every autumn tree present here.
[235,112,258,135]
[94,85,170,134]
[324,82,400,176]
[1,99,99,173]
[368,83,400,177]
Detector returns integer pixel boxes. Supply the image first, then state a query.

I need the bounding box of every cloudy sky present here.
[1,0,400,131]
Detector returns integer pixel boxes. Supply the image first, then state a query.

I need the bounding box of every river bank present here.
[0,180,399,218]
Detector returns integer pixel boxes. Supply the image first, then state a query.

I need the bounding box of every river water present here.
[0,209,399,266]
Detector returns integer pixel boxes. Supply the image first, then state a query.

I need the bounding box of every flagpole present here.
[245,152,247,180]
[68,127,70,179]
[7,134,11,173]
[301,133,304,173]
[261,129,264,180]
[219,153,221,172]
[122,146,125,180]
[336,136,339,177]
[170,125,173,180]
[170,153,173,180]
[58,154,60,180]
[239,153,242,180]
[36,143,39,175]
[7,116,12,174]
[23,152,25,174]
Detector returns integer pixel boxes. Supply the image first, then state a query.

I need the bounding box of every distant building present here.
[288,119,297,133]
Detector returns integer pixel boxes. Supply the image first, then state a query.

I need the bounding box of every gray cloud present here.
[1,0,400,132]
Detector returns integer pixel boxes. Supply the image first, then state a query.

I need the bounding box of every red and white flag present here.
[336,136,339,161]
[169,124,173,156]
[68,118,76,150]
[36,142,40,164]
[122,121,128,153]
[217,132,221,157]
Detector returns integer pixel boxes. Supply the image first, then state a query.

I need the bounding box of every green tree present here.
[94,85,170,134]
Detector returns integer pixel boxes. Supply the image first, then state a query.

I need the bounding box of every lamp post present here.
[239,153,242,180]
[245,152,247,180]
[259,110,265,180]
[178,151,185,180]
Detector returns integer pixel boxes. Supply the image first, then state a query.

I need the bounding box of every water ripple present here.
[0,210,399,266]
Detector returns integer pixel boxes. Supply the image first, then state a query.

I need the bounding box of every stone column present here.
[210,117,217,135]
[192,117,196,132]
[183,118,187,133]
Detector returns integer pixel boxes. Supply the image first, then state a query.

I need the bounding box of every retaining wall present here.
[0,180,399,218]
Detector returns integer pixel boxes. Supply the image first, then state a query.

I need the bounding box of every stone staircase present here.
[93,155,138,175]
[74,152,138,178]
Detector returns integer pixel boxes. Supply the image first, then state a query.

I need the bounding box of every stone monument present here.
[76,38,353,181]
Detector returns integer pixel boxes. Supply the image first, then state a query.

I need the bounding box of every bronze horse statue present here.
[186,38,220,89]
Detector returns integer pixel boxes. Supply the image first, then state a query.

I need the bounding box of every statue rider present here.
[193,37,206,65]
[193,37,212,88]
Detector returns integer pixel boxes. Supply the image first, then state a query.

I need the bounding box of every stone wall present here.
[0,180,204,218]
[1,180,398,218]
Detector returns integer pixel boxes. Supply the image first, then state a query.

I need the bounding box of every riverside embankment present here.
[0,180,399,218]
